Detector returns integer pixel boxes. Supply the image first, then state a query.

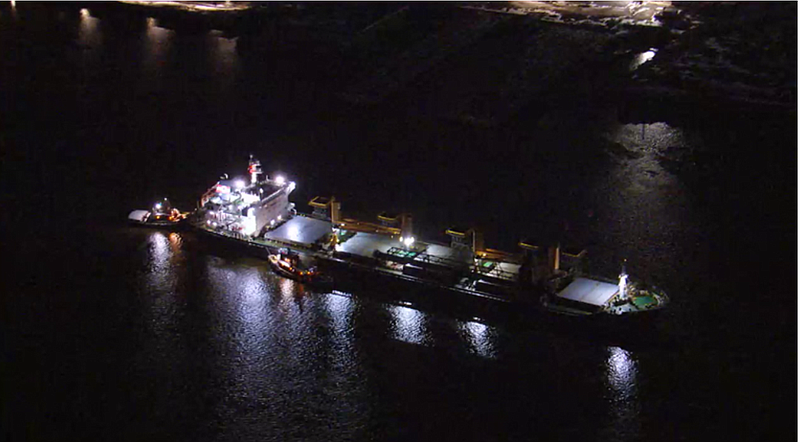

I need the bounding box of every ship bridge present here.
[200,157,295,236]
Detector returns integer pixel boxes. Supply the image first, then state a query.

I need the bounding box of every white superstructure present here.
[199,156,296,237]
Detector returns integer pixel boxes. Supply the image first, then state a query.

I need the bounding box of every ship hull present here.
[128,219,188,230]
[191,223,276,260]
[186,222,670,346]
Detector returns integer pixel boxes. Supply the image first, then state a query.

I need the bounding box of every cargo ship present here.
[186,156,669,319]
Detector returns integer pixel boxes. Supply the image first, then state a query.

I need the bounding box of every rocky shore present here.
[631,2,796,111]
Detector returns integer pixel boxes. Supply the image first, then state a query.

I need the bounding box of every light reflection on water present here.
[604,346,641,441]
[607,346,637,397]
[199,260,370,440]
[144,17,173,73]
[278,275,295,298]
[78,8,101,49]
[202,258,278,415]
[135,229,652,440]
[459,319,497,359]
[594,121,695,276]
[389,304,429,345]
[605,121,687,193]
[236,264,270,328]
[322,292,360,389]
[208,29,238,87]
[325,292,355,338]
[204,259,272,344]
[139,230,188,385]
[145,231,183,292]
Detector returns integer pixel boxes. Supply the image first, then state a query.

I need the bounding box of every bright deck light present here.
[619,273,629,298]
[403,236,415,247]
[242,218,257,236]
[274,175,286,186]
[287,223,302,242]
[234,179,245,189]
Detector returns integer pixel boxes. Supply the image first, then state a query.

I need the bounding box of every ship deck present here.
[338,231,398,256]
[557,277,619,307]
[266,215,331,245]
[262,215,521,289]
[193,216,538,308]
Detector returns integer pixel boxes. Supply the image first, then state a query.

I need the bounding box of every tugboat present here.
[128,198,188,228]
[268,248,333,287]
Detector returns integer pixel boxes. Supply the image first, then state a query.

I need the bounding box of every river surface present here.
[2,4,795,442]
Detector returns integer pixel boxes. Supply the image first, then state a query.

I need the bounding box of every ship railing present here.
[384,246,422,263]
[225,227,320,253]
[471,266,518,283]
[412,252,470,270]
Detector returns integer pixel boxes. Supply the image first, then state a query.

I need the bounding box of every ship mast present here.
[248,155,262,185]
[618,259,628,299]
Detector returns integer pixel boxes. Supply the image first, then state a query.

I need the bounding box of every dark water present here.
[3,4,795,441]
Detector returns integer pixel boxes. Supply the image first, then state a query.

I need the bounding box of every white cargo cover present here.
[557,277,619,306]
[128,210,150,222]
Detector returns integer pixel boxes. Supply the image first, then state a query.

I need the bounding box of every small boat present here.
[268,248,333,287]
[128,198,188,228]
